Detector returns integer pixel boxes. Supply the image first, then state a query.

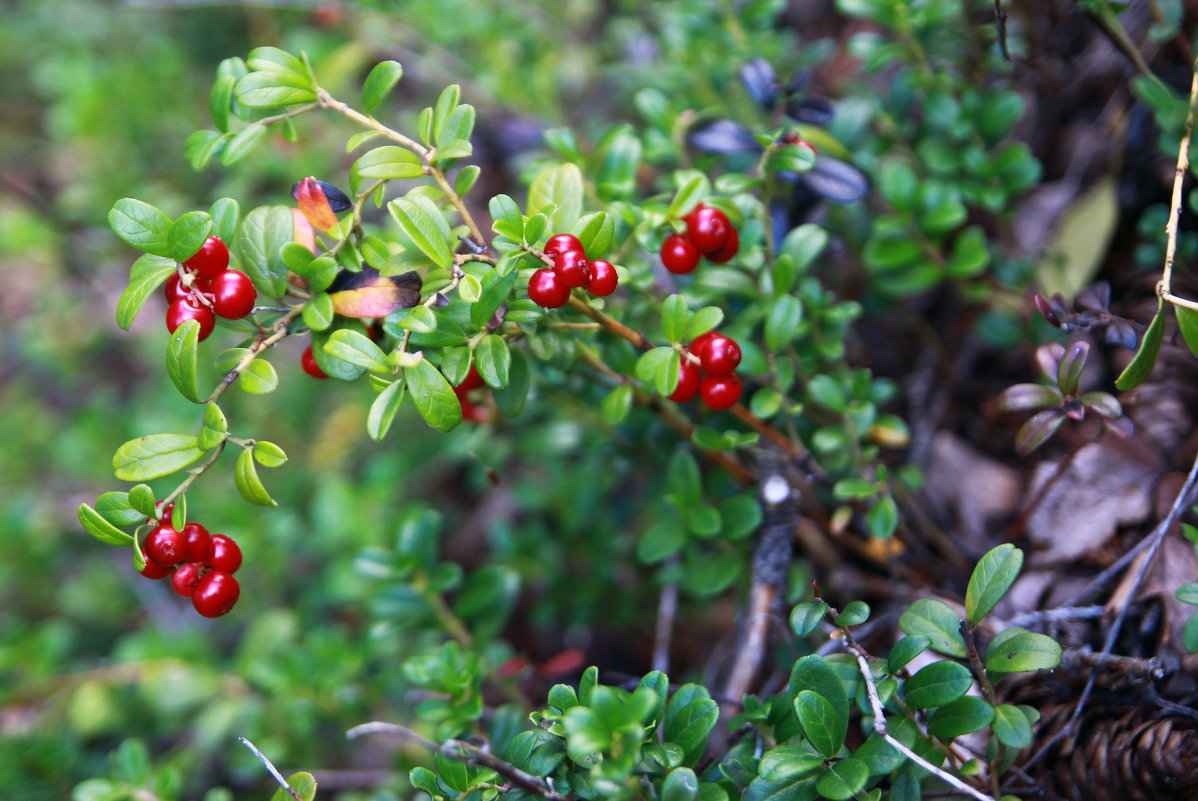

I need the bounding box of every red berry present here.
[668,359,702,403]
[209,534,242,574]
[543,233,584,259]
[145,524,185,566]
[586,259,619,297]
[684,204,732,253]
[661,234,701,274]
[158,501,176,524]
[707,226,740,264]
[694,333,741,376]
[457,365,485,392]
[301,344,328,379]
[171,563,204,597]
[192,570,239,617]
[164,272,191,304]
[181,522,214,564]
[700,374,742,410]
[183,235,230,281]
[138,550,173,579]
[166,299,216,341]
[553,250,591,288]
[209,270,257,319]
[459,396,484,422]
[528,268,571,308]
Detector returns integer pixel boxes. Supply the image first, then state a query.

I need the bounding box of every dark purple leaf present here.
[1015,410,1066,456]
[997,383,1062,412]
[1103,320,1138,350]
[688,119,761,155]
[740,58,778,109]
[291,178,352,212]
[1080,391,1122,419]
[1035,343,1065,382]
[1062,399,1086,421]
[1075,281,1111,312]
[786,96,835,126]
[1033,293,1062,327]
[802,158,868,203]
[1056,340,1089,396]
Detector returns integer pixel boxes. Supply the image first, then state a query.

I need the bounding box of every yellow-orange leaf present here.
[329,265,421,318]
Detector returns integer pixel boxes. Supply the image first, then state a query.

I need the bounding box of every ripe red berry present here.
[138,550,173,579]
[684,204,732,253]
[158,501,175,523]
[459,396,484,422]
[301,344,329,379]
[209,534,242,574]
[192,570,239,617]
[183,235,230,281]
[209,270,257,319]
[528,268,571,308]
[668,359,702,403]
[166,299,216,341]
[707,226,740,264]
[700,374,742,410]
[171,562,204,597]
[661,234,701,274]
[586,259,618,297]
[694,333,741,376]
[181,522,214,564]
[145,523,185,566]
[553,250,591,288]
[543,233,584,260]
[164,272,191,304]
[457,365,485,393]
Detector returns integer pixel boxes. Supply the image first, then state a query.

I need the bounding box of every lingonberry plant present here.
[75,13,1075,797]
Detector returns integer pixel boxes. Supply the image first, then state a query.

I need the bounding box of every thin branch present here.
[206,306,304,404]
[238,737,305,801]
[1159,56,1198,300]
[994,0,1010,61]
[653,572,679,674]
[1003,604,1104,628]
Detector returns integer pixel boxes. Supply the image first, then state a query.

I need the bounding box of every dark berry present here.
[586,259,618,297]
[700,374,742,410]
[138,550,173,579]
[192,570,239,617]
[181,522,214,564]
[457,365,485,393]
[553,250,591,288]
[166,299,216,341]
[209,534,242,574]
[145,523,185,566]
[183,235,230,281]
[661,234,701,274]
[694,333,741,376]
[543,233,584,260]
[668,359,702,403]
[301,344,328,379]
[528,268,571,308]
[707,226,740,264]
[171,563,204,597]
[683,204,732,253]
[209,270,257,319]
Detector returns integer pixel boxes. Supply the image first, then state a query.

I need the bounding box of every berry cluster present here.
[164,235,258,341]
[453,365,487,422]
[528,233,619,309]
[138,504,243,618]
[668,332,743,410]
[660,204,740,274]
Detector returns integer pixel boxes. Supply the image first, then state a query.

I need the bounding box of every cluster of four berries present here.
[139,504,243,618]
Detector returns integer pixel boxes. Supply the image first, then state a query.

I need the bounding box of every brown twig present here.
[238,737,306,801]
[653,569,679,674]
[1158,56,1198,307]
[994,0,1010,61]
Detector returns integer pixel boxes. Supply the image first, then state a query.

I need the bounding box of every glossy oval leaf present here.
[795,690,846,758]
[165,319,201,403]
[302,292,334,331]
[127,484,156,517]
[252,440,287,467]
[475,335,511,388]
[234,446,277,506]
[814,758,868,801]
[789,600,828,636]
[95,492,144,527]
[758,747,824,781]
[903,660,973,708]
[363,60,403,115]
[198,403,228,451]
[899,598,967,657]
[1115,301,1165,390]
[405,358,461,432]
[113,434,205,481]
[236,205,293,298]
[270,772,316,801]
[991,703,1033,748]
[529,162,583,233]
[367,380,406,440]
[985,627,1062,673]
[116,255,177,330]
[239,359,279,394]
[1176,305,1198,358]
[389,196,454,269]
[887,635,931,673]
[167,211,213,262]
[109,198,173,257]
[965,544,1023,624]
[493,347,530,417]
[926,696,995,740]
[325,329,389,373]
[355,146,425,180]
[78,503,135,546]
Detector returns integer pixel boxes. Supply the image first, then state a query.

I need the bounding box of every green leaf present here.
[235,69,317,108]
[1116,301,1165,390]
[789,655,849,729]
[992,703,1033,748]
[833,478,877,501]
[389,196,454,269]
[834,600,870,626]
[758,747,825,781]
[1176,305,1198,359]
[946,226,990,278]
[662,294,691,343]
[247,46,309,76]
[302,292,334,331]
[78,503,135,546]
[903,660,972,708]
[926,696,995,740]
[209,197,240,241]
[239,360,279,394]
[367,380,406,440]
[662,768,699,801]
[209,74,235,132]
[887,635,931,673]
[235,446,277,506]
[252,440,287,467]
[602,384,632,424]
[165,319,202,403]
[270,772,316,801]
[685,307,724,340]
[167,211,213,262]
[780,224,828,274]
[528,162,584,233]
[475,335,511,388]
[666,450,702,507]
[455,165,481,197]
[113,434,205,481]
[789,601,828,636]
[109,198,173,257]
[438,104,475,147]
[355,146,425,179]
[571,211,615,258]
[431,84,461,143]
[363,60,403,115]
[637,519,686,562]
[471,270,519,328]
[814,759,867,801]
[985,627,1062,672]
[899,598,967,657]
[595,125,642,200]
[95,492,145,527]
[1176,582,1198,606]
[236,205,293,298]
[405,358,462,432]
[311,328,366,381]
[127,484,156,517]
[662,694,719,766]
[795,690,845,757]
[666,172,710,219]
[116,255,177,330]
[221,122,268,165]
[186,129,226,170]
[198,403,228,451]
[325,329,389,372]
[636,347,675,385]
[807,374,845,413]
[966,544,1023,624]
[489,194,524,240]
